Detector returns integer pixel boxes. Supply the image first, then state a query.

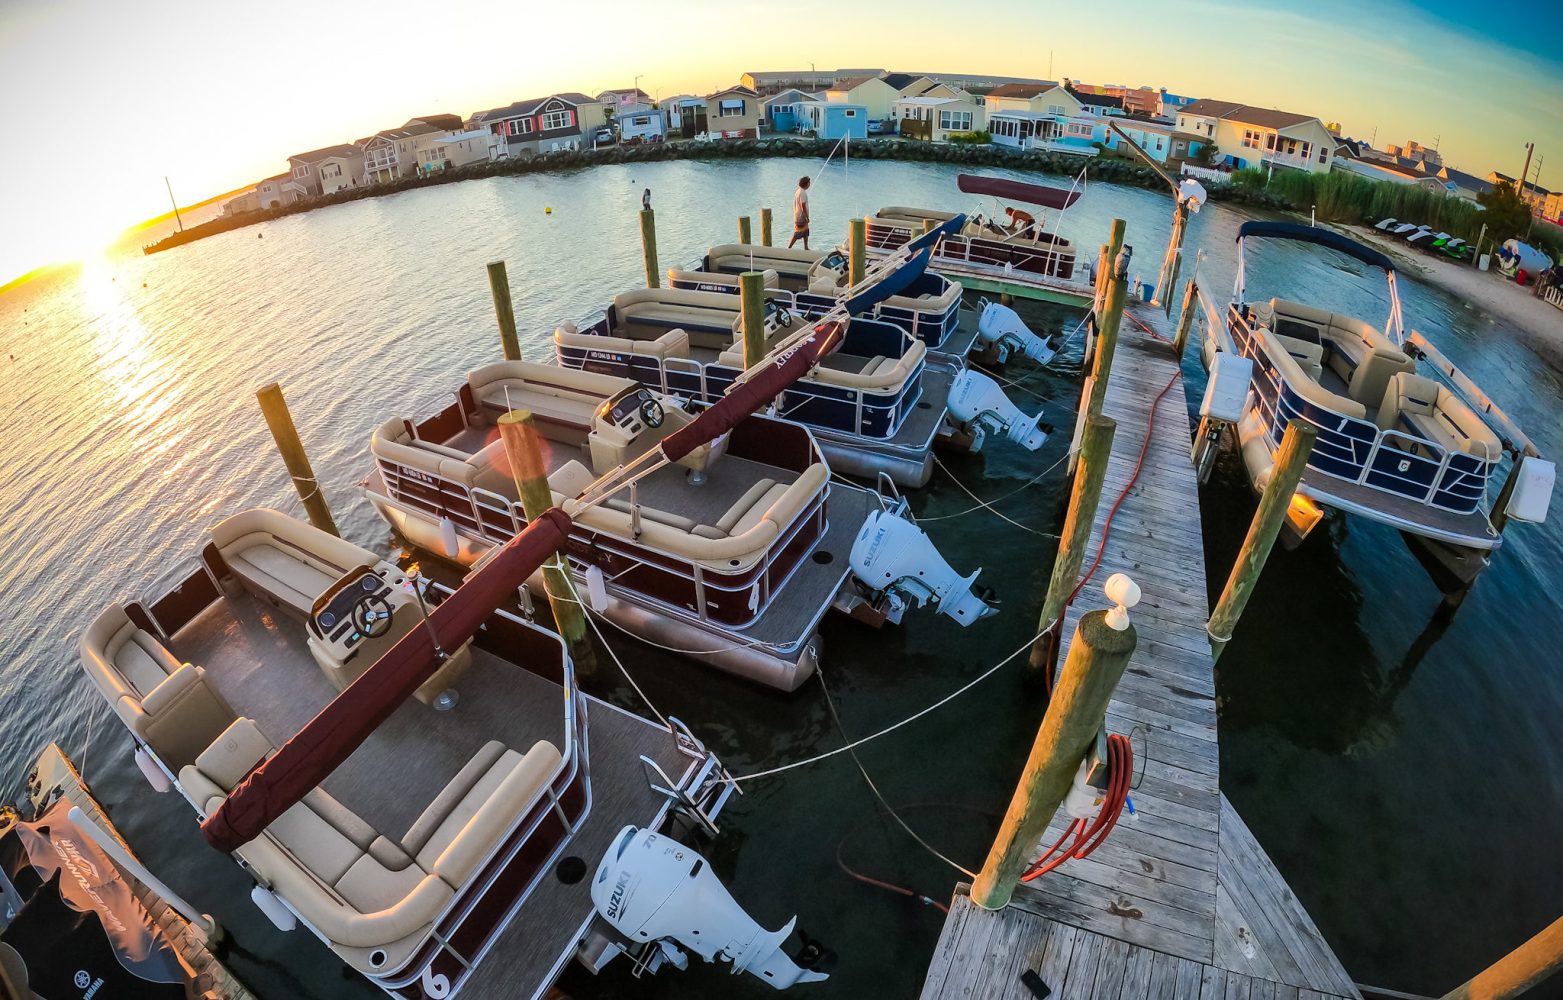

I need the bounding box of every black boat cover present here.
[1236,220,1395,273]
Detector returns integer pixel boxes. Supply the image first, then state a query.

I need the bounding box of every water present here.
[2,157,1559,999]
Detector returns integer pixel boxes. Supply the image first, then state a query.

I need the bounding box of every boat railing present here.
[1230,306,1493,514]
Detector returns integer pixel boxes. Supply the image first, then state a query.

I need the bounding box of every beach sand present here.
[1340,224,1563,367]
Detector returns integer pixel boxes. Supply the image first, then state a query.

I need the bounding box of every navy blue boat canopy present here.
[1236,220,1395,273]
[844,245,933,315]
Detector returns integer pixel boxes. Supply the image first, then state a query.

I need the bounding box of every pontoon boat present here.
[79,508,826,997]
[1197,222,1553,582]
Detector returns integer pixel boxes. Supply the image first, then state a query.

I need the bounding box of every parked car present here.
[868,119,894,136]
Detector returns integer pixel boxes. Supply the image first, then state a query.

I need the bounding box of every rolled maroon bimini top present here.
[201,507,573,853]
[956,173,1082,210]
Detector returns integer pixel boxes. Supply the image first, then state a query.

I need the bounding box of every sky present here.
[1,0,1559,286]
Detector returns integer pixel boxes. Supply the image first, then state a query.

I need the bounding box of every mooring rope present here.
[931,454,1061,538]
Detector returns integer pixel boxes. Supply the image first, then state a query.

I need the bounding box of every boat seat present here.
[547,459,596,502]
[211,508,379,618]
[1274,335,1325,382]
[79,605,236,769]
[666,267,781,290]
[1257,329,1366,420]
[180,719,561,975]
[554,322,691,363]
[813,341,925,391]
[714,479,791,536]
[606,498,699,533]
[881,282,962,314]
[1377,373,1500,461]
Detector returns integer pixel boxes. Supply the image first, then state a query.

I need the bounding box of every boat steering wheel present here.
[638,396,665,428]
[351,593,396,639]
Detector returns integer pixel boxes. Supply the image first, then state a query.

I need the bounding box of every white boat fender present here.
[948,369,1050,451]
[592,826,831,989]
[250,884,297,932]
[1200,353,1252,424]
[848,509,998,626]
[134,747,171,793]
[1505,456,1555,524]
[438,516,459,559]
[586,564,609,611]
[976,299,1057,364]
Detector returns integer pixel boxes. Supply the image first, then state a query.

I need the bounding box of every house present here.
[894,95,985,142]
[286,143,362,197]
[614,103,665,143]
[362,121,445,184]
[911,80,970,101]
[413,128,503,173]
[983,83,1077,118]
[255,173,299,210]
[314,148,366,195]
[470,93,606,156]
[1175,99,1338,174]
[407,113,464,133]
[1103,119,1178,163]
[763,88,814,132]
[795,100,868,140]
[1541,190,1563,222]
[598,87,651,112]
[221,188,261,217]
[705,86,761,138]
[1488,172,1551,213]
[661,95,708,138]
[1100,85,1159,116]
[825,75,901,119]
[1157,90,1197,119]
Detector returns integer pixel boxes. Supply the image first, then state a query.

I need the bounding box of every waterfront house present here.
[285,144,362,197]
[795,100,869,140]
[255,173,299,210]
[912,80,971,101]
[597,87,651,112]
[1157,90,1198,119]
[763,88,813,132]
[825,75,900,119]
[983,82,1070,117]
[360,117,467,184]
[986,85,1103,153]
[661,95,708,137]
[315,147,366,195]
[1103,118,1178,163]
[705,86,762,138]
[1176,99,1337,174]
[413,128,503,173]
[614,103,665,143]
[894,94,985,142]
[470,93,606,156]
[883,73,936,98]
[221,187,261,217]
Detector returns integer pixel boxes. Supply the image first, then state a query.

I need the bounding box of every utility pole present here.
[1519,142,1536,238]
[165,176,184,232]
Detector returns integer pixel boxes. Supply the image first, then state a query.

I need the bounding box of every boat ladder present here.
[638,716,739,836]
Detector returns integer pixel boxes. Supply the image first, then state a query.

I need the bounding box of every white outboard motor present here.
[592,827,829,990]
[976,298,1056,364]
[849,509,998,626]
[948,369,1049,451]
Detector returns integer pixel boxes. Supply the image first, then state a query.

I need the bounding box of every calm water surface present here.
[2,158,1559,999]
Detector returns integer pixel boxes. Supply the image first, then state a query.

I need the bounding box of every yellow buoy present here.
[545,206,553,214]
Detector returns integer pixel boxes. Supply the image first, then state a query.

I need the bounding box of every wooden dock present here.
[922,301,1361,999]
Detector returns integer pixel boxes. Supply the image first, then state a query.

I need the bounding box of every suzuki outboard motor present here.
[592,827,830,990]
[948,369,1049,451]
[976,298,1057,364]
[849,509,999,626]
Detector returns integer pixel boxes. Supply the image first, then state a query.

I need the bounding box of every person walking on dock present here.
[788,176,812,250]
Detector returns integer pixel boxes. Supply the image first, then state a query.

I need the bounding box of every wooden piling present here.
[1156,199,1190,316]
[1087,221,1130,419]
[1030,415,1116,675]
[849,218,867,286]
[1172,278,1199,362]
[486,261,521,362]
[256,383,339,537]
[640,208,659,288]
[1207,421,1317,661]
[922,218,938,235]
[497,410,597,677]
[761,207,773,246]
[972,609,1138,910]
[738,215,752,245]
[1440,916,1563,1000]
[739,271,768,370]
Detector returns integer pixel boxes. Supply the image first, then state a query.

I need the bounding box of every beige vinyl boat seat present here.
[720,329,925,391]
[610,288,756,352]
[554,321,692,368]
[563,463,827,570]
[212,508,380,618]
[874,206,958,228]
[1376,373,1500,461]
[180,717,562,974]
[880,280,963,315]
[1261,298,1416,407]
[706,243,824,274]
[79,605,236,769]
[1256,328,1366,420]
[665,266,781,290]
[467,361,626,446]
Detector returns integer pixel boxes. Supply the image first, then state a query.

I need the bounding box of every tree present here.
[1477,180,1532,242]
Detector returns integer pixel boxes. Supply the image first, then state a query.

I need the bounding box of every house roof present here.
[1177,98,1317,131]
[707,85,759,99]
[896,96,961,106]
[831,75,876,90]
[986,82,1060,99]
[289,143,360,163]
[261,172,291,184]
[472,93,596,122]
[372,121,443,143]
[408,114,463,131]
[1438,166,1492,195]
[1490,171,1551,196]
[881,73,921,91]
[1066,87,1123,109]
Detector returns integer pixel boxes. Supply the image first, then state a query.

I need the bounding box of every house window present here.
[718,99,746,118]
[1285,138,1298,156]
[293,165,308,177]
[542,109,573,130]
[1067,122,1092,138]
[1242,129,1261,150]
[1265,133,1276,151]
[1318,146,1329,163]
[939,110,972,131]
[1300,141,1312,161]
[631,116,649,126]
[844,109,857,117]
[1049,104,1066,115]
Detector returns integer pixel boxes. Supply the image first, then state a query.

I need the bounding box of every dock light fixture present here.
[1103,573,1141,630]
